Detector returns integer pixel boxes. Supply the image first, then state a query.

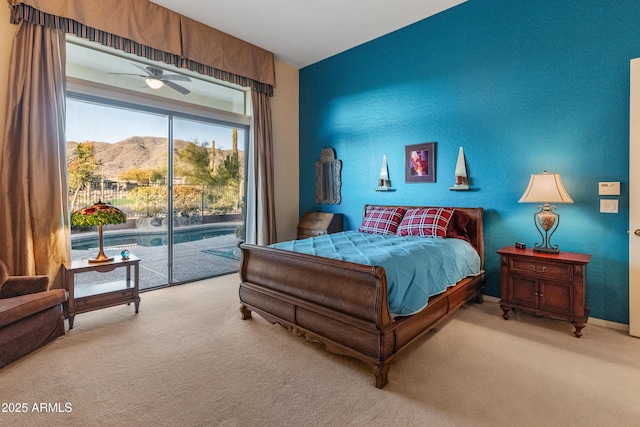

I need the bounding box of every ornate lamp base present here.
[88,224,114,263]
[88,254,114,263]
[532,204,561,254]
[533,246,559,254]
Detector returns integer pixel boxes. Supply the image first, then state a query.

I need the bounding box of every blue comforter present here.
[270,231,481,316]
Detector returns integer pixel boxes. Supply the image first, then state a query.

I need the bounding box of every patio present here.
[70,222,242,290]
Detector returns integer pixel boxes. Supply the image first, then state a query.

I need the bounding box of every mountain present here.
[66,136,243,181]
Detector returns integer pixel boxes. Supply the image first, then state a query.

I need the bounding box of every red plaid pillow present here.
[397,207,454,238]
[358,207,407,235]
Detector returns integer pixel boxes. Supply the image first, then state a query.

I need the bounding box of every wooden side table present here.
[296,212,343,239]
[63,255,141,329]
[497,246,591,337]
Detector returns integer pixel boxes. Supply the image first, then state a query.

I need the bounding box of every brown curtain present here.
[0,20,70,286]
[179,15,275,95]
[5,0,278,256]
[246,90,277,245]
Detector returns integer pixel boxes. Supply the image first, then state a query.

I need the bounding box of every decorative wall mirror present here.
[315,148,342,204]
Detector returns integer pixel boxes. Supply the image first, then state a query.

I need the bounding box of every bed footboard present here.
[239,242,485,388]
[239,243,395,354]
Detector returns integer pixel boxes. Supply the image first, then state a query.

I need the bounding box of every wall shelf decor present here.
[450,146,471,191]
[375,154,394,191]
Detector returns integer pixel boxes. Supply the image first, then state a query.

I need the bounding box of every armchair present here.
[0,260,67,367]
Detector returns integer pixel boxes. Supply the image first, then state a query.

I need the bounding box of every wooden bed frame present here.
[238,206,485,388]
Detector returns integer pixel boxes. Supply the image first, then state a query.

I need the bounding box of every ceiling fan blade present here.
[162,74,191,82]
[109,72,146,77]
[130,63,151,75]
[164,80,190,95]
[146,65,165,77]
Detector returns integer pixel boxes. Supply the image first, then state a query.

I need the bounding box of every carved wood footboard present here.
[238,206,485,388]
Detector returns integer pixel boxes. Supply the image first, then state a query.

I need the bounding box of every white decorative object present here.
[450,147,470,190]
[377,154,392,191]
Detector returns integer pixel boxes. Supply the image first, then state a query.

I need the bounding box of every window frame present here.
[66,79,251,287]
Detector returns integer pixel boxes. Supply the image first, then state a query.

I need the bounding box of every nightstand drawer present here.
[75,288,135,308]
[509,258,572,281]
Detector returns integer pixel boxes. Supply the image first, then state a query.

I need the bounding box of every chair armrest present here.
[0,275,50,298]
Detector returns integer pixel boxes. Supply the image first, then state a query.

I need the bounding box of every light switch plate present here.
[599,181,620,195]
[600,199,619,213]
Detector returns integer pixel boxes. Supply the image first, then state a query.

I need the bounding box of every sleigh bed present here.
[238,205,485,388]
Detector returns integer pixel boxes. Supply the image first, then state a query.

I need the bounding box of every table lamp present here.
[71,201,126,263]
[518,171,573,254]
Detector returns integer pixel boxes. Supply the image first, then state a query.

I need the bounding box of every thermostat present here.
[598,182,620,196]
[600,199,619,213]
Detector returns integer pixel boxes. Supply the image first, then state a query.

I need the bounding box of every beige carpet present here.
[2,274,640,427]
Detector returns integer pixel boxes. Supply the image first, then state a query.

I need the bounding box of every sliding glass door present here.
[67,97,246,289]
[171,118,245,283]
[67,99,170,289]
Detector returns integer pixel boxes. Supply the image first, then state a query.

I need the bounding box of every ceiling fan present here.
[112,63,191,95]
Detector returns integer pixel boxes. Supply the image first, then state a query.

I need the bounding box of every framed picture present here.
[405,142,436,183]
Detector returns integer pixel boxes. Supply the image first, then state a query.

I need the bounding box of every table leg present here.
[500,305,511,320]
[134,262,140,313]
[64,270,75,330]
[573,322,585,338]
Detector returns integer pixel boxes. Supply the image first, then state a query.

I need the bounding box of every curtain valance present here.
[8,0,275,95]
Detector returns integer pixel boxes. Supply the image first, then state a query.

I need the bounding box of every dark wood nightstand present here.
[296,212,343,239]
[497,246,591,337]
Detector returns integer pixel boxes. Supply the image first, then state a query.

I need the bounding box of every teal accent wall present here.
[299,0,640,324]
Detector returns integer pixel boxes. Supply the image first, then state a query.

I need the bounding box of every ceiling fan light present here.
[145,77,164,89]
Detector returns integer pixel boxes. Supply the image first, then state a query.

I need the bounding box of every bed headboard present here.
[362,205,485,269]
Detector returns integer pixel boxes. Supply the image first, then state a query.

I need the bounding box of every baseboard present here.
[587,317,629,332]
[483,295,500,304]
[482,295,630,333]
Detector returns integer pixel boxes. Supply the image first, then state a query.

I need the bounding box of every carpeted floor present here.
[2,274,640,426]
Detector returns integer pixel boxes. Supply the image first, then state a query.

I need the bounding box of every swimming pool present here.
[71,224,239,250]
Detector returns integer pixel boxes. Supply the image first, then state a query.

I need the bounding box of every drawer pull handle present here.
[530,264,547,273]
[535,292,544,297]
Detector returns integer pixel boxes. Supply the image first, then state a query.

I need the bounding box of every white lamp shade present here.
[519,171,574,204]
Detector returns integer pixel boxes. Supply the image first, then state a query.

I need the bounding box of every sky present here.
[66,99,243,150]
